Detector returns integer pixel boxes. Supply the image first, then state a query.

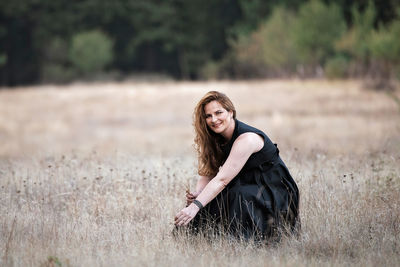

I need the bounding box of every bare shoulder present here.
[234,132,264,152]
[236,132,264,143]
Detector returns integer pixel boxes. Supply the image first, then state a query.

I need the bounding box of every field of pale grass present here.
[0,80,399,266]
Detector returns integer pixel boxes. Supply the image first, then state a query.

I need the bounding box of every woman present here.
[174,91,300,240]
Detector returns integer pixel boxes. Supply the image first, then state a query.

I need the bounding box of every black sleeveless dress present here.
[188,119,300,240]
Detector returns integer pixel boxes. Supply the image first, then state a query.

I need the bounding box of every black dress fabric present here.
[189,119,300,240]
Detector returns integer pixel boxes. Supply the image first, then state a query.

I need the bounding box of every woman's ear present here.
[229,110,233,118]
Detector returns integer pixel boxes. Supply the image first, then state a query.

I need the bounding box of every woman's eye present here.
[216,111,222,114]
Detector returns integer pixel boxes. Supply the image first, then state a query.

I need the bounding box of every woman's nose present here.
[211,115,217,122]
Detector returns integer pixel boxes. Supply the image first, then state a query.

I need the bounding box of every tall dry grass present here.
[0,80,399,266]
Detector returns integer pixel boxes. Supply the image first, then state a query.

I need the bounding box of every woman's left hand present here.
[186,190,200,206]
[174,203,200,226]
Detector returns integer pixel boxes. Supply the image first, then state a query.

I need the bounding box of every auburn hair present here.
[193,91,236,177]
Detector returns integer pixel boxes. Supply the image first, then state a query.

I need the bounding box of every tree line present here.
[0,0,399,87]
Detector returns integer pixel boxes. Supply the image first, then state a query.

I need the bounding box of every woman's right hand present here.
[186,190,200,206]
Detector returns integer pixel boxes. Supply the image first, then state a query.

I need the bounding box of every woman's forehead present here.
[204,100,224,113]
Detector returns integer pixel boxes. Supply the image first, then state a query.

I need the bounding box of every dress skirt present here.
[187,156,300,241]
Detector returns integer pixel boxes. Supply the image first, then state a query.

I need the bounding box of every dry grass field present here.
[0,80,399,266]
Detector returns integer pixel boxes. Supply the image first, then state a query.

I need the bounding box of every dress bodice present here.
[220,119,279,172]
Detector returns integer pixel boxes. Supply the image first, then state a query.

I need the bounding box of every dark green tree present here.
[293,0,346,70]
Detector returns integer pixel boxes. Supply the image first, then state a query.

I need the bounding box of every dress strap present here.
[274,143,280,154]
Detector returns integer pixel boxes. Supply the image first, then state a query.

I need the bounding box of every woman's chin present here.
[212,127,224,134]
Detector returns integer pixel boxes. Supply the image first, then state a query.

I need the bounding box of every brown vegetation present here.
[0,80,399,266]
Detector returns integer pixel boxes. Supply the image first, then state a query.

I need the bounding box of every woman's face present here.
[204,100,233,135]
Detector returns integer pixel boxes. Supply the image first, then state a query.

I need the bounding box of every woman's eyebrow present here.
[205,109,222,116]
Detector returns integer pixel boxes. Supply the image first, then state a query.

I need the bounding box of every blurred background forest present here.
[1,0,400,88]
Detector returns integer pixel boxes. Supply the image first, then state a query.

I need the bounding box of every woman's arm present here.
[175,132,264,226]
[195,132,263,207]
[195,175,212,193]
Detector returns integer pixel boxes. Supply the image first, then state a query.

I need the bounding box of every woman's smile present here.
[212,122,222,128]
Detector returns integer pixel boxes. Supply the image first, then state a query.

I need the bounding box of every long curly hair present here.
[193,91,236,177]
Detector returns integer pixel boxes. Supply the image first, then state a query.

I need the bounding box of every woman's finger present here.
[175,205,197,226]
[175,209,190,220]
[183,217,192,226]
[175,217,184,225]
[175,214,185,222]
[177,216,187,226]
[174,212,186,222]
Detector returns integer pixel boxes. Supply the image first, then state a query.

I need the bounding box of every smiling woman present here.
[174,91,300,241]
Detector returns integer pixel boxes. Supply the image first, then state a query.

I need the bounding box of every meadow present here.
[0,80,399,266]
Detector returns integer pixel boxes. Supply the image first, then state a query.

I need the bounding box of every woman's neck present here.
[221,119,235,141]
